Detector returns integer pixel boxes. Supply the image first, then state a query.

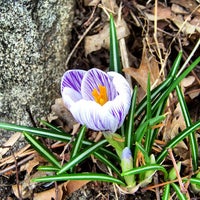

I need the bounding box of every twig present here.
[11,150,22,200]
[154,173,160,200]
[176,39,200,77]
[153,0,164,68]
[167,148,188,194]
[65,17,99,67]
[0,154,35,175]
[55,181,59,200]
[84,1,100,27]
[142,175,189,191]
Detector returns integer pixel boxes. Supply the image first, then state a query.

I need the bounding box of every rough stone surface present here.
[0,0,74,142]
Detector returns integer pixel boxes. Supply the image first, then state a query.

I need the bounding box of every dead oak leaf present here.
[84,18,130,55]
[123,44,160,91]
[163,103,188,159]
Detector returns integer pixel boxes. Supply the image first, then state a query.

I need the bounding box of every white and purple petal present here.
[81,68,118,101]
[69,100,119,132]
[62,87,82,109]
[61,70,86,93]
[105,71,132,127]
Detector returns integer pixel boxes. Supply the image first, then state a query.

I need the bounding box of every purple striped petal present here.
[105,71,132,127]
[81,68,118,101]
[69,100,119,132]
[62,87,82,108]
[61,70,86,93]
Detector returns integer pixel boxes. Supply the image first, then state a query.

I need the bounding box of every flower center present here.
[92,85,108,106]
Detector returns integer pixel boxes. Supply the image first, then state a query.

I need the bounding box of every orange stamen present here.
[92,85,108,106]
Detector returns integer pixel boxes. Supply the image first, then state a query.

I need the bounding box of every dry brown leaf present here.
[172,18,200,34]
[65,180,90,195]
[181,76,200,99]
[123,43,160,91]
[13,171,54,199]
[84,10,130,56]
[21,154,46,175]
[84,0,100,6]
[154,5,172,19]
[171,4,189,14]
[0,132,22,158]
[188,90,200,99]
[33,180,90,200]
[181,76,195,88]
[0,144,32,167]
[84,19,129,55]
[33,184,63,200]
[171,0,199,14]
[163,103,188,151]
[145,5,172,21]
[51,98,76,130]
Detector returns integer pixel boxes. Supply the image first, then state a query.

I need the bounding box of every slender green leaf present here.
[167,51,183,78]
[23,132,61,169]
[93,152,122,178]
[156,120,200,164]
[135,51,182,118]
[109,13,121,73]
[184,177,200,186]
[40,120,63,133]
[0,122,118,160]
[171,183,187,200]
[135,77,172,118]
[151,56,200,114]
[70,125,87,159]
[37,166,60,172]
[125,86,138,149]
[162,184,170,200]
[133,115,165,166]
[70,125,86,172]
[0,122,72,142]
[134,115,165,143]
[32,173,126,186]
[57,139,107,174]
[144,73,152,154]
[121,164,168,180]
[176,85,198,171]
[135,142,150,164]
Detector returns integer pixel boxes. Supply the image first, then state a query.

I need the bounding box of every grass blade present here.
[57,139,107,174]
[162,184,170,200]
[23,132,61,169]
[144,73,152,154]
[32,173,126,186]
[176,85,198,171]
[125,85,138,149]
[121,164,168,180]
[151,56,200,114]
[109,13,121,73]
[0,122,72,142]
[0,122,118,160]
[70,125,87,159]
[171,183,187,200]
[156,120,200,164]
[135,51,182,118]
[93,152,122,178]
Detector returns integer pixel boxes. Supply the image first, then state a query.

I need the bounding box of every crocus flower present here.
[61,68,131,132]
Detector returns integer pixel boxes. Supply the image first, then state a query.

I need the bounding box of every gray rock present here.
[0,0,74,139]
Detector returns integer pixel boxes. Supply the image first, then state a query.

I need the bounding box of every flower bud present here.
[121,147,135,187]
